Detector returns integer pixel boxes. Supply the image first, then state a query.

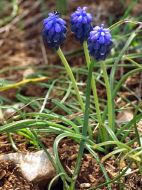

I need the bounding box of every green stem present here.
[31,129,56,169]
[70,60,94,190]
[8,132,19,152]
[101,62,114,132]
[125,56,142,68]
[110,26,140,89]
[107,27,140,129]
[102,68,142,122]
[57,48,84,112]
[56,0,67,15]
[83,41,106,141]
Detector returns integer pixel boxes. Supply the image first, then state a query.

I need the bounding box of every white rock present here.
[4,103,24,119]
[116,111,133,126]
[23,68,35,78]
[80,183,91,188]
[0,149,55,183]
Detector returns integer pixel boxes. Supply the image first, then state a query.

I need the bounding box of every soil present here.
[0,160,34,190]
[0,135,142,189]
[0,0,142,189]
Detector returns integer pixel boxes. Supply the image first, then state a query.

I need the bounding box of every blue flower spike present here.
[71,7,93,43]
[42,11,67,50]
[88,24,113,60]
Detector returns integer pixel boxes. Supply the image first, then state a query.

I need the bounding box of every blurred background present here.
[0,0,142,101]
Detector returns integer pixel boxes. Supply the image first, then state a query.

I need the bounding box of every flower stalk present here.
[83,41,107,141]
[70,59,94,190]
[101,61,114,132]
[57,48,85,112]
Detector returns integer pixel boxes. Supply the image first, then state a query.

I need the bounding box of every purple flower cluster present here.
[88,25,112,60]
[70,7,92,43]
[42,8,113,60]
[42,12,67,50]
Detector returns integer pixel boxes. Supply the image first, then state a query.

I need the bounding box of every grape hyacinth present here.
[71,7,92,43]
[42,12,67,50]
[88,24,113,60]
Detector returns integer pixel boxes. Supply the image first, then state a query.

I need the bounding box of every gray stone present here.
[0,149,55,183]
[4,103,25,119]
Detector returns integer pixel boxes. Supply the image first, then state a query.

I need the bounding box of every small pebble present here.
[119,161,126,169]
[69,154,77,161]
[0,170,6,179]
[80,183,91,188]
[88,174,96,183]
[131,162,137,169]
